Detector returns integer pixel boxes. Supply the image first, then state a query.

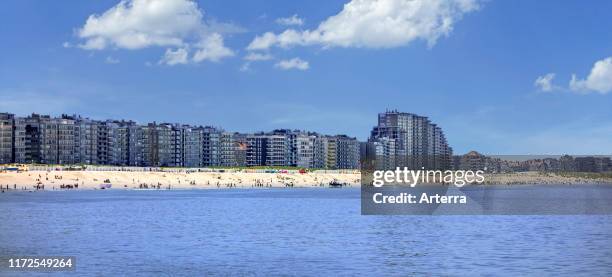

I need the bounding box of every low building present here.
[459,151,486,171]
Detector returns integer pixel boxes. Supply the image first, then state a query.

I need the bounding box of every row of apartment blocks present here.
[0,113,360,169]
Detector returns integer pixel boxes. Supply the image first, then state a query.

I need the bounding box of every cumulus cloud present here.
[248,0,481,51]
[77,0,236,64]
[534,73,556,92]
[78,0,202,49]
[276,14,304,26]
[248,32,279,51]
[275,58,309,70]
[192,33,234,62]
[159,48,189,65]
[569,57,612,94]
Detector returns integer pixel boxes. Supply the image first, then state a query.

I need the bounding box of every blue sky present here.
[1,0,611,155]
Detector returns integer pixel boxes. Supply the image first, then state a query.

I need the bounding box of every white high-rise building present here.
[369,110,452,170]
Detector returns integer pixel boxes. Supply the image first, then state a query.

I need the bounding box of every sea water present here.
[1,188,611,276]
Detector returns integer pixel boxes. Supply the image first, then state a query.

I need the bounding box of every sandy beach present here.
[1,170,611,191]
[0,170,361,190]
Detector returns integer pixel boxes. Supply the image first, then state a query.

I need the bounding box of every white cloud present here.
[534,73,555,92]
[244,52,273,61]
[105,56,120,64]
[159,48,189,65]
[248,32,279,50]
[192,33,234,62]
[78,0,201,49]
[80,37,107,50]
[275,57,309,70]
[77,0,235,64]
[569,57,612,94]
[248,0,481,50]
[276,14,304,26]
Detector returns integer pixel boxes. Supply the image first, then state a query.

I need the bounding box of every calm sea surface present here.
[1,188,611,276]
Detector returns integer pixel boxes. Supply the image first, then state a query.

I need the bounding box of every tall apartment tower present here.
[369,110,452,170]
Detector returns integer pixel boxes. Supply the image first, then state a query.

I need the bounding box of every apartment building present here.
[369,110,452,170]
[0,113,14,164]
[182,126,204,167]
[1,112,362,169]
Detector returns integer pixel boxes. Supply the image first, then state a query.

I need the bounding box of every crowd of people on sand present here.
[0,171,83,193]
[253,179,274,188]
[137,182,172,190]
[0,170,359,193]
[0,182,80,193]
[0,180,353,192]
